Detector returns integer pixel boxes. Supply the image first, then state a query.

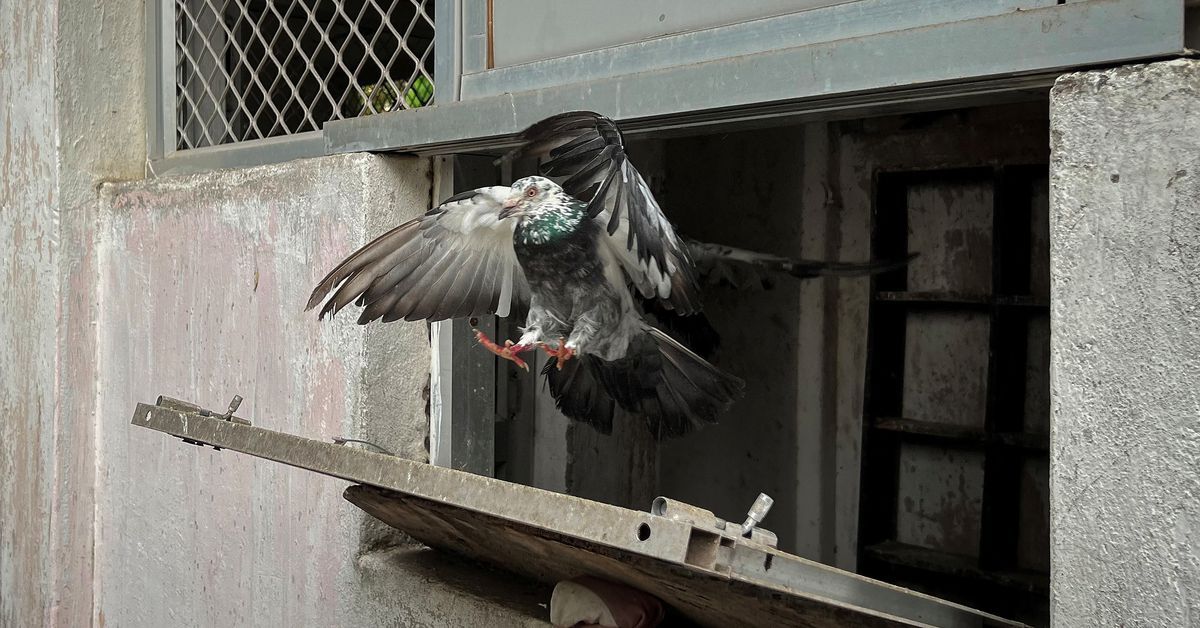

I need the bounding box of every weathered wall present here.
[90,153,532,626]
[54,0,147,622]
[2,0,144,623]
[1,0,60,623]
[1049,59,1200,626]
[93,153,546,626]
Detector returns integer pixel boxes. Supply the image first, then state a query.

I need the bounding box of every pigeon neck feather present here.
[516,198,586,245]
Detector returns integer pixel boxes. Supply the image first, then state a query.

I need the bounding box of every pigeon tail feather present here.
[544,327,743,439]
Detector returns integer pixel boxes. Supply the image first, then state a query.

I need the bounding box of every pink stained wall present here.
[92,154,433,627]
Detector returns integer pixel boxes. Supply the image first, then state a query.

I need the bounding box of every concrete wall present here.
[1049,59,1200,626]
[1,0,60,623]
[0,0,547,622]
[92,154,543,626]
[2,0,144,623]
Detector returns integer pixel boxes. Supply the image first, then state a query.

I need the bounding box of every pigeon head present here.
[499,176,565,220]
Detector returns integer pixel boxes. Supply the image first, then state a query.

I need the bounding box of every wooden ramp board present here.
[132,398,1028,628]
[350,485,923,627]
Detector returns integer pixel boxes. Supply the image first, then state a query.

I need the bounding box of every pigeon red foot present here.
[541,337,575,370]
[473,328,532,370]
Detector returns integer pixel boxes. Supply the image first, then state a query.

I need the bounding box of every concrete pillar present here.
[2,0,145,624]
[1049,59,1200,626]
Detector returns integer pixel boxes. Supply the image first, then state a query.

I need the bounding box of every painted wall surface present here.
[54,0,147,622]
[94,154,455,625]
[1049,59,1200,626]
[93,153,547,626]
[1,0,60,623]
[2,0,144,623]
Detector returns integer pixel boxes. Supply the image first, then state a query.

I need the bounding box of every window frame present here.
[145,0,1186,176]
[143,0,457,176]
[859,165,1052,621]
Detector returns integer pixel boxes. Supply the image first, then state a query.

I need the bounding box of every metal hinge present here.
[156,395,248,450]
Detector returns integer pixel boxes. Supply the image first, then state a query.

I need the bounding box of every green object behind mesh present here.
[405,75,434,108]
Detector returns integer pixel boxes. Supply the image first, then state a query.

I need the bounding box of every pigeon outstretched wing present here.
[687,240,920,290]
[306,186,529,323]
[502,111,701,314]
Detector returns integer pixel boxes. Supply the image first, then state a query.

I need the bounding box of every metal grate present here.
[174,0,434,150]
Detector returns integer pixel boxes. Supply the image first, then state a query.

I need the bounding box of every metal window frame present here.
[147,0,1187,176]
[324,0,1187,155]
[145,0,457,177]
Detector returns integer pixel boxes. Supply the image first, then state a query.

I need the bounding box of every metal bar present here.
[132,401,688,560]
[427,155,499,475]
[462,0,1062,100]
[325,0,1183,156]
[460,0,488,75]
[449,315,495,475]
[328,76,1055,157]
[147,130,325,177]
[432,0,460,102]
[131,400,1026,627]
[428,315,455,467]
[428,157,455,468]
[145,0,172,161]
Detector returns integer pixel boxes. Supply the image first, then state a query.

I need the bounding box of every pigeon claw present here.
[473,328,530,371]
[541,337,576,370]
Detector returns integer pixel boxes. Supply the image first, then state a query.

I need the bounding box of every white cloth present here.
[549,576,665,628]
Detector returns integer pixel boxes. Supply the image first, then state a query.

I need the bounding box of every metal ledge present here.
[324,0,1183,156]
[148,132,326,178]
[146,1,1185,174]
[132,399,1025,627]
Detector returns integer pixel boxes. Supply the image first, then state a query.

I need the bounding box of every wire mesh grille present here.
[174,0,434,150]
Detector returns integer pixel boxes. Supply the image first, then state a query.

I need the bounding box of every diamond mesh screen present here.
[174,0,434,150]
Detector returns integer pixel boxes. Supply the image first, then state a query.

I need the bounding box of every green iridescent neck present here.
[516,202,586,245]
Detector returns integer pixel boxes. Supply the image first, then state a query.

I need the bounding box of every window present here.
[164,0,434,150]
[146,0,1181,173]
[423,102,1053,626]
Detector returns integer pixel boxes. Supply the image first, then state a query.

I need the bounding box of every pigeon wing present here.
[306,186,529,324]
[504,111,701,314]
[686,239,920,290]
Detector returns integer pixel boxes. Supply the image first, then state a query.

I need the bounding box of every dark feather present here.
[502,111,700,314]
[687,239,920,290]
[544,327,744,439]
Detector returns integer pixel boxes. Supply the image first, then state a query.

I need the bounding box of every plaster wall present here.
[92,154,544,626]
[1,0,60,623]
[2,0,144,623]
[1049,59,1200,626]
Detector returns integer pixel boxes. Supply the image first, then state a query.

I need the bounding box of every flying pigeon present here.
[307,111,744,438]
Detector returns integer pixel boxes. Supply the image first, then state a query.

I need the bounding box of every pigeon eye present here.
[525,186,538,197]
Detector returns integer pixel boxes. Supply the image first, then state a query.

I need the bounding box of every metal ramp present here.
[132,397,1027,628]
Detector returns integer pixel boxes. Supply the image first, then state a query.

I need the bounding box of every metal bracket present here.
[155,395,249,450]
[652,495,779,548]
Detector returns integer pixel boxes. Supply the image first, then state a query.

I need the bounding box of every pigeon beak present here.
[498,195,522,219]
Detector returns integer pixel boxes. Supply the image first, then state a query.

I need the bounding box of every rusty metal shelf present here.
[871,417,1048,452]
[863,541,1049,595]
[873,292,1049,309]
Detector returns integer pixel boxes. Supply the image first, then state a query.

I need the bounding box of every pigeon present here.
[307,111,744,438]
